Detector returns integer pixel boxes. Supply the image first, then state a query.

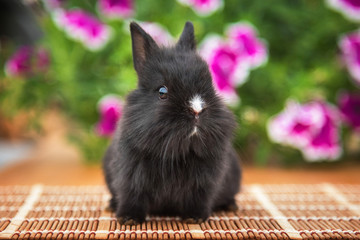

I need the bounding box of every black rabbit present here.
[103,21,241,224]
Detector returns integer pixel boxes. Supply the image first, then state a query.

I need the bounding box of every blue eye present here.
[158,86,168,99]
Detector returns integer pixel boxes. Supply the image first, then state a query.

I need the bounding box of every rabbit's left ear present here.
[130,22,159,73]
[176,21,196,51]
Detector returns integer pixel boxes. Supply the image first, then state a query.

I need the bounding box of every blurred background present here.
[1,0,360,180]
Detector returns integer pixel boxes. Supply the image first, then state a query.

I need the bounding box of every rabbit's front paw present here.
[182,209,210,224]
[116,205,146,225]
[117,216,144,225]
[183,217,206,224]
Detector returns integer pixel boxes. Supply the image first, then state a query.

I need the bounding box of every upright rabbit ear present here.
[177,21,196,51]
[130,22,159,73]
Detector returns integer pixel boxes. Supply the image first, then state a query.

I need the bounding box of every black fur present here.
[103,21,241,224]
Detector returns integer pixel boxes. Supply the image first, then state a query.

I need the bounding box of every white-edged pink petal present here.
[98,0,134,20]
[301,103,342,161]
[326,0,360,22]
[199,34,250,87]
[267,100,342,162]
[339,30,360,85]
[4,46,32,77]
[4,46,50,77]
[53,9,112,51]
[140,22,174,46]
[214,85,240,106]
[198,34,224,62]
[226,22,268,69]
[177,0,223,16]
[98,95,123,114]
[95,94,123,137]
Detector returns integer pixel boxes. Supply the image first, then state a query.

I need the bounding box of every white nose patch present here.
[189,95,204,113]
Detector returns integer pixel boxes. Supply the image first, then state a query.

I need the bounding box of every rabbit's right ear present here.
[130,22,159,73]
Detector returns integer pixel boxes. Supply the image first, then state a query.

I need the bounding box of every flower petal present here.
[268,100,342,161]
[5,46,50,77]
[177,0,223,16]
[200,35,249,88]
[302,103,342,161]
[326,0,360,22]
[339,30,360,85]
[5,46,33,77]
[140,22,173,46]
[338,91,360,131]
[53,9,112,51]
[226,22,268,69]
[98,0,134,19]
[95,95,123,137]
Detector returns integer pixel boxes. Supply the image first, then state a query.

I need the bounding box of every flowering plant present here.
[5,46,50,77]
[53,9,112,51]
[268,100,342,161]
[1,0,360,165]
[199,22,267,105]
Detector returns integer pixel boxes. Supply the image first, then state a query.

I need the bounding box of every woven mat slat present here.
[0,184,360,239]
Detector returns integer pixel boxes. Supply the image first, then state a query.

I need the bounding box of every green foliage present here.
[0,0,358,165]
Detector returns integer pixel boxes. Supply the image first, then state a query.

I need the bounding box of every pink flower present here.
[226,23,268,69]
[268,100,342,161]
[53,9,112,51]
[199,23,267,105]
[5,46,32,77]
[338,92,360,132]
[200,36,248,104]
[140,22,173,46]
[339,30,360,85]
[326,0,360,22]
[5,46,50,77]
[95,95,123,137]
[98,0,134,20]
[302,104,342,161]
[177,0,223,16]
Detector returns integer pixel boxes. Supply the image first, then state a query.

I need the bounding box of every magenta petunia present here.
[53,9,112,51]
[200,35,249,105]
[302,103,342,161]
[267,101,326,148]
[5,46,33,77]
[268,100,342,161]
[177,0,223,16]
[339,31,360,85]
[199,23,267,105]
[326,0,360,22]
[140,22,173,46]
[95,95,123,137]
[5,46,50,77]
[226,23,268,69]
[338,92,360,131]
[98,0,134,20]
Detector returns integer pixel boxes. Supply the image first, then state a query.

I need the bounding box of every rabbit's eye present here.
[158,86,168,99]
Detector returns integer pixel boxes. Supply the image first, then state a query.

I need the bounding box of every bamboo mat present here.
[0,184,359,239]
